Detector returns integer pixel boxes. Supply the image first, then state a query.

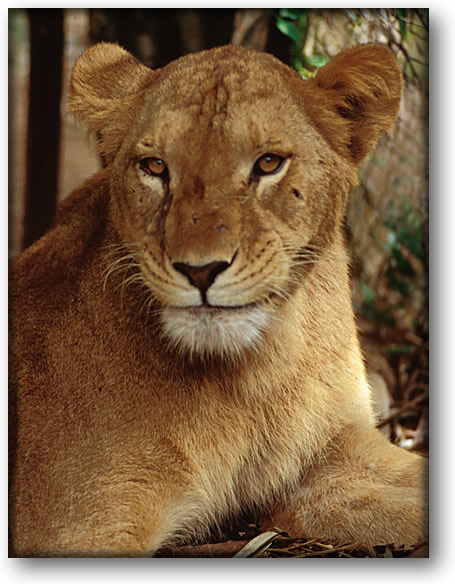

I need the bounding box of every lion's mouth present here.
[184,290,279,312]
[190,301,259,312]
[160,302,272,358]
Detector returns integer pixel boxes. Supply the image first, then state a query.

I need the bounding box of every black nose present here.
[173,261,229,296]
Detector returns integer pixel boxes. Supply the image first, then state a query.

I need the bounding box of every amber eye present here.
[139,157,168,178]
[253,153,285,177]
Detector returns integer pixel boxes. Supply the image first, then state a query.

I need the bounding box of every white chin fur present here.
[160,305,271,358]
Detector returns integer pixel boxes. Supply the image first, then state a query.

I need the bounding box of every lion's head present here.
[69,43,401,358]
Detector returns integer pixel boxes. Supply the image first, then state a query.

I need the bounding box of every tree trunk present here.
[22,9,63,249]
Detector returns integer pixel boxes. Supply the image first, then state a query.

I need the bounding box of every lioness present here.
[10,42,427,557]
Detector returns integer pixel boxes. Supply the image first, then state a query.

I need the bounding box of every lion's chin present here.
[160,304,272,358]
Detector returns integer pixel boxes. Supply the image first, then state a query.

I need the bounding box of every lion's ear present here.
[68,42,154,163]
[302,44,402,164]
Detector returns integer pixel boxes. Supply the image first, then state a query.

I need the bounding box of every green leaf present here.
[298,67,314,79]
[276,19,300,43]
[304,55,329,67]
[360,282,376,308]
[386,269,412,297]
[384,229,397,251]
[279,8,308,20]
[397,228,424,262]
[278,8,297,20]
[391,247,413,273]
[397,9,408,39]
[383,344,416,355]
[362,307,396,327]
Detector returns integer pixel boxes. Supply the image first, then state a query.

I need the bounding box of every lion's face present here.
[69,44,401,358]
[111,53,350,357]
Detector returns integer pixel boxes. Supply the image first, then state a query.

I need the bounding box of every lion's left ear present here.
[302,44,402,164]
[68,42,155,164]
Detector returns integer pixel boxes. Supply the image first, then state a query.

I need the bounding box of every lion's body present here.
[10,43,427,556]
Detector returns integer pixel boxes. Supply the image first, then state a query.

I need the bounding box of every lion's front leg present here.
[12,482,181,557]
[268,427,428,548]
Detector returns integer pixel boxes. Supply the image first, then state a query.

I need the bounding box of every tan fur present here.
[10,43,427,557]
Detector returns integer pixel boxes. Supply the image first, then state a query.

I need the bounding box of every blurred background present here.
[9,8,429,456]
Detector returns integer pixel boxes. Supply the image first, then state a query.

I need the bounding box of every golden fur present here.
[10,43,427,556]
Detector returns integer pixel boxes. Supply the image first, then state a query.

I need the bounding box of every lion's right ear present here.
[301,44,402,165]
[68,42,154,163]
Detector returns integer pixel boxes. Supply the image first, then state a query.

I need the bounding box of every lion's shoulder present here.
[12,171,110,308]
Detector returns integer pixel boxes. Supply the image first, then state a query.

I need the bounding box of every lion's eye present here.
[139,157,168,178]
[253,154,285,177]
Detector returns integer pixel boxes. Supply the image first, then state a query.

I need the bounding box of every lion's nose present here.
[173,261,230,296]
